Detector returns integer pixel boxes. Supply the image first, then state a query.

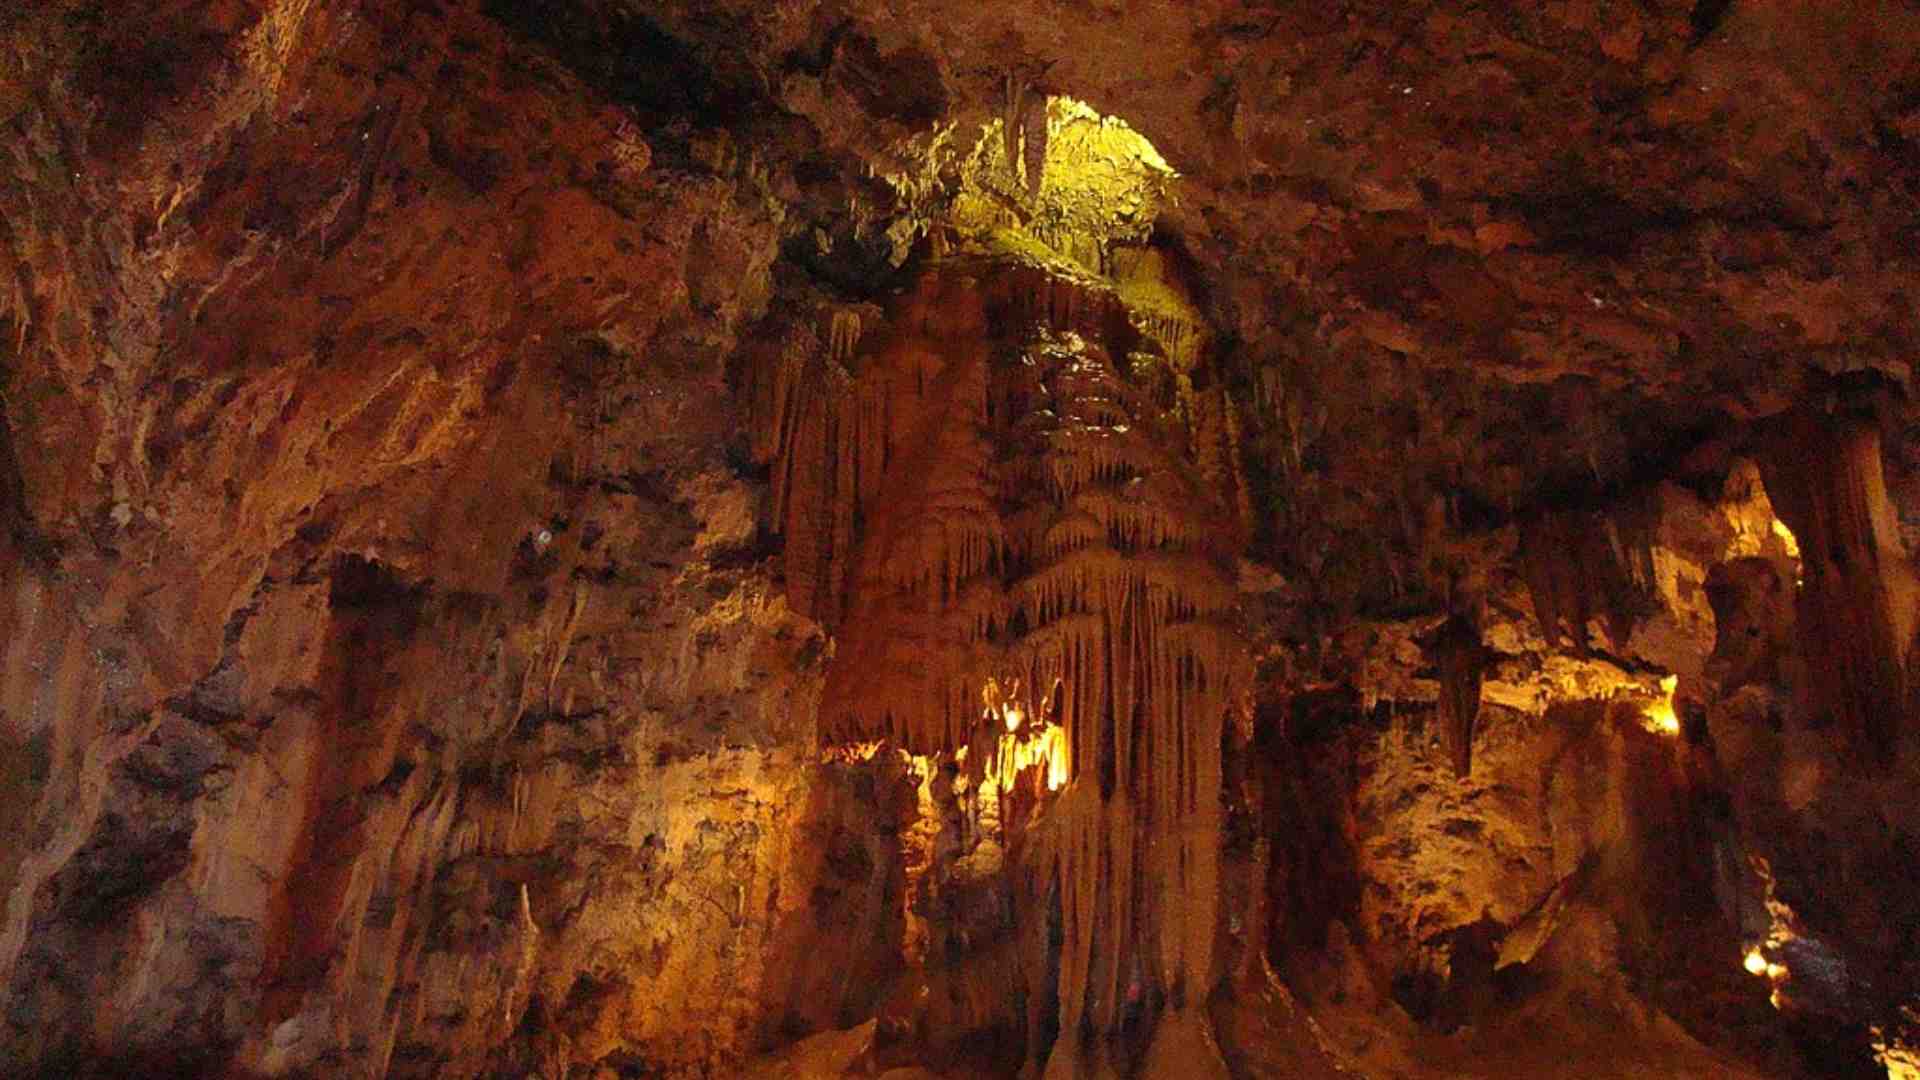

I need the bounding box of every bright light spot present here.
[1641,674,1681,736]
[1744,944,1791,1009]
[1047,95,1177,176]
[1873,1012,1920,1079]
[1770,518,1799,555]
[1879,1042,1920,1080]
[991,719,1069,793]
[976,678,1069,792]
[1738,854,1800,1009]
[821,740,889,764]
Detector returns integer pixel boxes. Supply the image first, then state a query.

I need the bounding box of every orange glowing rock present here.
[1642,674,1681,736]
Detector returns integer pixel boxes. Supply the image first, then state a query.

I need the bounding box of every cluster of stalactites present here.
[1518,504,1651,653]
[803,312,1243,762]
[750,262,1246,1071]
[1026,221,1110,277]
[1133,310,1203,372]
[748,297,955,623]
[996,263,1127,344]
[746,264,1243,690]
[750,325,856,622]
[990,328,1239,1075]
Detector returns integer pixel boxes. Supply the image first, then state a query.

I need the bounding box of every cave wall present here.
[7,0,1920,1076]
[0,2,907,1076]
[1246,439,1920,1076]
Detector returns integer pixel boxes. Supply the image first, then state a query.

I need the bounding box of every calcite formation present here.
[1757,408,1919,762]
[1425,614,1488,778]
[749,247,1247,1074]
[7,0,1920,1076]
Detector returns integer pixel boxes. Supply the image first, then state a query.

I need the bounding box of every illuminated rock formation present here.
[10,0,1920,1076]
[751,246,1247,1074]
[742,102,1251,1072]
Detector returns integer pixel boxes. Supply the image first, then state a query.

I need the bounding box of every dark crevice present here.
[1687,0,1736,48]
[482,0,764,134]
[329,555,427,622]
[0,377,55,569]
[831,33,947,126]
[47,813,194,925]
[778,228,924,303]
[0,394,29,547]
[1496,179,1698,261]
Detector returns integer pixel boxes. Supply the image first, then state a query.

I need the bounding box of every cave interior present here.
[4,1,1920,1077]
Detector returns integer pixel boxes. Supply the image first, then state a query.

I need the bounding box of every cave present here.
[5,2,1920,1078]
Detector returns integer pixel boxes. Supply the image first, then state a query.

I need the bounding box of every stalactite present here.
[1192,389,1252,544]
[1518,507,1641,652]
[827,308,864,364]
[1023,91,1050,199]
[1757,410,1918,763]
[1004,74,1030,192]
[752,257,1245,1075]
[1425,614,1488,778]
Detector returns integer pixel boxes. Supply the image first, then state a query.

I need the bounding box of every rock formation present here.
[5,0,1920,1077]
[746,209,1247,1071]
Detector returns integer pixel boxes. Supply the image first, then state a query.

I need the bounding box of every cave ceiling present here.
[499,0,1920,605]
[9,0,1920,574]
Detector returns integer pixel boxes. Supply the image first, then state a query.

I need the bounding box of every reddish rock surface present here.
[4,0,1920,1076]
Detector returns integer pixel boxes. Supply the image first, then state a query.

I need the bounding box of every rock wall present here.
[1249,446,1920,1076]
[0,2,907,1076]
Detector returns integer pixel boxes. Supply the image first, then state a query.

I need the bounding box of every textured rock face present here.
[7,0,1920,1077]
[1251,453,1920,1077]
[0,2,896,1076]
